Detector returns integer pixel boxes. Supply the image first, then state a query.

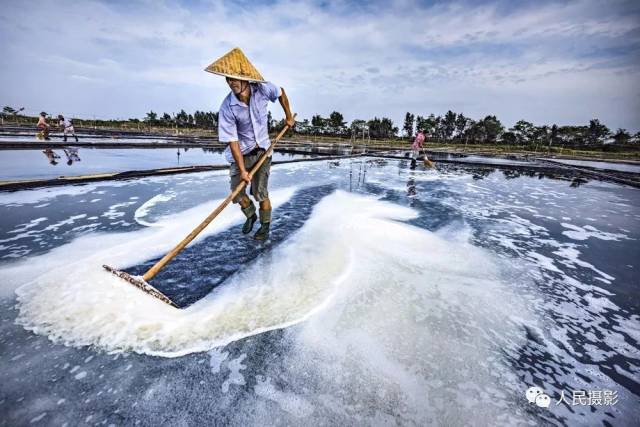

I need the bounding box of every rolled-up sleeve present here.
[218,103,238,142]
[258,82,281,103]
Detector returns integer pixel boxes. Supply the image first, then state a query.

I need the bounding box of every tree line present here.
[3,104,638,146]
[272,109,638,147]
[143,110,218,129]
[270,111,398,139]
[402,111,637,147]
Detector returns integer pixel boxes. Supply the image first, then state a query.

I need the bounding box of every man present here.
[36,112,51,140]
[205,48,294,241]
[58,114,79,142]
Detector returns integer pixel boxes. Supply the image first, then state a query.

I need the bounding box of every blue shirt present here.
[218,81,281,163]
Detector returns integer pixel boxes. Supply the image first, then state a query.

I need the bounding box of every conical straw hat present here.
[204,47,265,82]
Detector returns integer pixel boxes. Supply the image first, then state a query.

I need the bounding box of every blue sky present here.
[1,0,639,132]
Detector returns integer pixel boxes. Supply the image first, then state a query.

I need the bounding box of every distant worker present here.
[205,47,294,241]
[36,112,51,140]
[58,114,79,142]
[411,130,425,169]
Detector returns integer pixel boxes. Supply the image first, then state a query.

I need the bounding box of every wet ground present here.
[0,158,638,425]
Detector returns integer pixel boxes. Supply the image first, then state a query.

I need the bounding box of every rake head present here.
[102,265,178,308]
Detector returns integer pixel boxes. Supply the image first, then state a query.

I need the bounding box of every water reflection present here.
[406,177,417,197]
[1,148,314,181]
[42,148,60,165]
[63,147,81,165]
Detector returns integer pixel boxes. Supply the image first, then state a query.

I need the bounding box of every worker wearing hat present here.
[206,48,294,241]
[58,114,79,143]
[36,112,51,140]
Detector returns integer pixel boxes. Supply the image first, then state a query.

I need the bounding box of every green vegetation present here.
[2,104,638,159]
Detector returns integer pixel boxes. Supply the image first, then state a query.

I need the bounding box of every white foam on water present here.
[9,217,49,234]
[231,191,538,425]
[221,354,247,393]
[254,377,315,418]
[0,181,131,207]
[286,204,533,422]
[561,222,630,241]
[10,188,545,423]
[11,187,298,355]
[12,189,532,364]
[134,192,177,226]
[208,348,229,374]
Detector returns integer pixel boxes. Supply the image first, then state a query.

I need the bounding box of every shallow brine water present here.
[0,158,638,426]
[545,158,640,174]
[0,148,312,181]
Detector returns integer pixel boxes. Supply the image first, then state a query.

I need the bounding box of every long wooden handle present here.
[142,115,296,281]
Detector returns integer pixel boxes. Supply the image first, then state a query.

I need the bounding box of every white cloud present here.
[1,0,638,130]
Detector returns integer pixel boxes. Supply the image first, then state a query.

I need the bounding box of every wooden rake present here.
[422,149,435,168]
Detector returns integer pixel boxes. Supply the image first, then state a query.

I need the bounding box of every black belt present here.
[246,146,265,156]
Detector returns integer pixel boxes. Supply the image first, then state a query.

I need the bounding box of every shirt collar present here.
[229,84,253,107]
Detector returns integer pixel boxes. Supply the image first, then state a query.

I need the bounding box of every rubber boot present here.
[253,209,271,241]
[63,135,67,143]
[241,203,257,234]
[74,134,79,142]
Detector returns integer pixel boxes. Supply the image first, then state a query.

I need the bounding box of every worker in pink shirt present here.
[411,130,425,168]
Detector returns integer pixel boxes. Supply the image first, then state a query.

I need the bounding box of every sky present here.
[1,0,639,132]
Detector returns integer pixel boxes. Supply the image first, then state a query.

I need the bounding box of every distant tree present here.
[588,119,610,145]
[443,110,457,140]
[403,112,415,139]
[268,111,273,131]
[161,112,172,127]
[367,117,382,138]
[612,128,631,144]
[501,131,516,145]
[481,115,504,143]
[423,114,438,139]
[311,115,324,127]
[367,117,397,139]
[455,113,468,139]
[2,105,25,123]
[558,125,588,145]
[433,115,444,140]
[144,111,158,125]
[550,124,559,148]
[328,111,346,128]
[461,118,477,144]
[415,115,427,133]
[175,109,189,127]
[381,117,398,138]
[511,120,535,145]
[467,120,486,143]
[532,125,549,150]
[350,119,367,132]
